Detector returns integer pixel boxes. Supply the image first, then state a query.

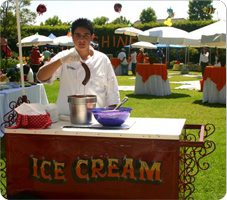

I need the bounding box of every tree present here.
[188,0,213,20]
[110,16,131,25]
[93,16,109,25]
[0,0,36,48]
[139,7,157,24]
[44,15,62,26]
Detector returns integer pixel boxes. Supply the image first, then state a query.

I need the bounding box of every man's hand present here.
[60,48,80,64]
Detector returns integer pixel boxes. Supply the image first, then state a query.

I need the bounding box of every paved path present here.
[118,73,201,91]
[170,81,200,90]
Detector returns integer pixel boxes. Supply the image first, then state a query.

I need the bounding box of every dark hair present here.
[23,64,30,75]
[71,18,94,35]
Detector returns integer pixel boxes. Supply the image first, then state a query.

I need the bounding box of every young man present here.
[37,18,120,115]
[30,46,42,82]
[42,47,51,62]
[199,47,209,77]
[130,48,137,75]
[156,48,165,64]
[117,48,128,75]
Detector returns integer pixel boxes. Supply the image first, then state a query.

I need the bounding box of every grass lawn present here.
[44,70,226,200]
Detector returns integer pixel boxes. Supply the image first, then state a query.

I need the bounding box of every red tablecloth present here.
[135,63,167,83]
[110,58,120,70]
[204,66,226,91]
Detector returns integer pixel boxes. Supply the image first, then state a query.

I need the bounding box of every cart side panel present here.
[6,133,179,199]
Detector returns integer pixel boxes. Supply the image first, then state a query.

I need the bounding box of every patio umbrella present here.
[19,34,53,47]
[53,35,74,46]
[131,41,157,49]
[189,20,226,48]
[115,27,144,37]
[48,33,57,39]
[138,26,200,46]
[115,27,144,58]
[53,36,98,47]
[90,41,99,47]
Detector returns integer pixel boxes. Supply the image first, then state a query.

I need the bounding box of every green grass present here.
[44,70,225,200]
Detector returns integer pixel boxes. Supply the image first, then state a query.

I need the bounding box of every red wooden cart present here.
[1,117,216,199]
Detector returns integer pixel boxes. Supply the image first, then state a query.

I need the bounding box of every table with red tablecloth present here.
[203,66,226,104]
[110,57,149,76]
[134,63,171,96]
[110,58,122,75]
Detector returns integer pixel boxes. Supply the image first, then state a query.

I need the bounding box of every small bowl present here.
[92,107,132,126]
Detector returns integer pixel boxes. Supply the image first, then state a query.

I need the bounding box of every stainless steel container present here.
[68,95,97,124]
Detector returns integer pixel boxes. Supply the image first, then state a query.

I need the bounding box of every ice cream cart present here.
[2,117,216,199]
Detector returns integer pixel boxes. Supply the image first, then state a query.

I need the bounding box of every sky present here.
[26,0,227,25]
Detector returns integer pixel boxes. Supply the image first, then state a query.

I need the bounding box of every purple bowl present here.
[92,107,132,126]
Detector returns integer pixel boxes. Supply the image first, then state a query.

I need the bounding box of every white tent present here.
[189,20,226,48]
[131,41,157,49]
[53,35,74,46]
[138,26,200,46]
[201,34,226,48]
[115,27,144,58]
[52,36,99,47]
[114,27,144,36]
[19,34,53,47]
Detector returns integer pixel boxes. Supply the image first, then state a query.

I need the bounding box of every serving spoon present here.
[101,97,129,112]
[113,96,129,110]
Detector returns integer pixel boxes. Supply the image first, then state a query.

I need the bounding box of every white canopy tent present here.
[138,26,200,64]
[115,27,144,58]
[52,36,99,47]
[189,20,226,48]
[131,41,157,49]
[201,33,226,48]
[114,27,144,37]
[138,26,200,46]
[18,34,53,47]
[53,35,74,46]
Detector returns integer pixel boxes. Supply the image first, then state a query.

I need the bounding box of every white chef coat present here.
[41,47,120,115]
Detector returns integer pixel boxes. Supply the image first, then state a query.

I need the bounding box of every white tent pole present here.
[15,0,25,96]
[209,48,212,64]
[128,35,131,60]
[185,47,187,64]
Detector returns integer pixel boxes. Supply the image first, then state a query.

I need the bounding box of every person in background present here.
[37,18,120,116]
[58,46,64,52]
[199,47,209,77]
[156,48,165,63]
[215,48,219,65]
[30,46,42,82]
[137,48,145,63]
[50,49,56,58]
[15,63,34,82]
[214,59,221,66]
[130,48,137,75]
[117,48,128,75]
[42,47,51,62]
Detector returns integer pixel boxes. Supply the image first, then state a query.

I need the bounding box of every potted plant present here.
[6,67,21,82]
[219,53,226,67]
[147,53,157,64]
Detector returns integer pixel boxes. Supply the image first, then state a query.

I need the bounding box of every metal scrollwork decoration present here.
[0,157,7,198]
[0,96,29,134]
[179,123,216,200]
[0,95,29,199]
